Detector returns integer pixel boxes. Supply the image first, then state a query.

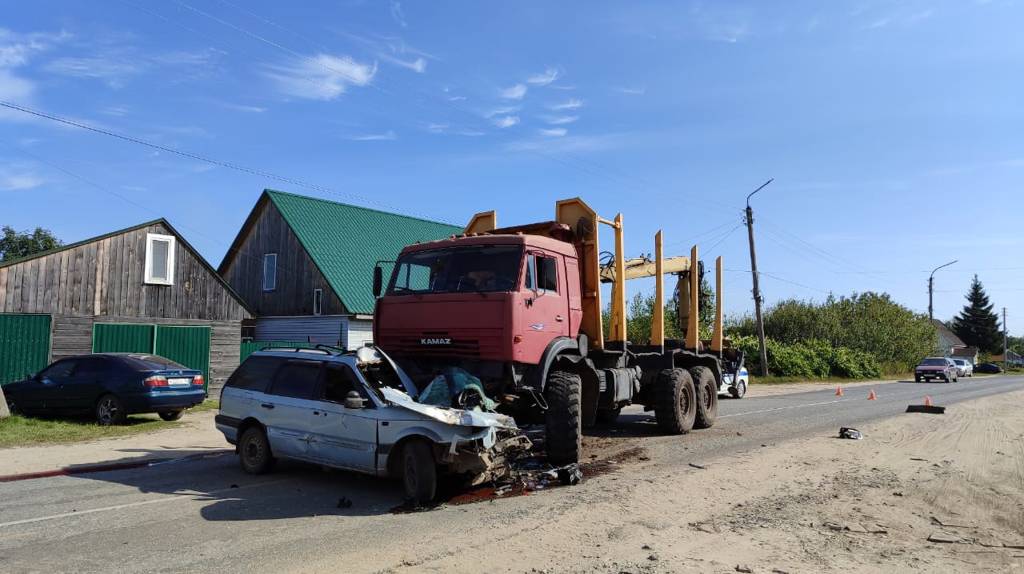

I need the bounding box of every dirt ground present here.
[302,389,1024,574]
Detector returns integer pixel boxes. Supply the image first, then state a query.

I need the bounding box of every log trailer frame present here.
[373,198,745,464]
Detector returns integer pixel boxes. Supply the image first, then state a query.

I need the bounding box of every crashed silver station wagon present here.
[216,345,529,503]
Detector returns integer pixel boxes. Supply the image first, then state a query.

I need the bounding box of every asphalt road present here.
[1,375,1021,574]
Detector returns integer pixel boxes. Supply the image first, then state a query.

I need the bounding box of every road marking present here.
[720,398,846,418]
[0,479,287,529]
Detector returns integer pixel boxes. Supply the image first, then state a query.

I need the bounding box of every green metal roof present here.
[264,189,462,315]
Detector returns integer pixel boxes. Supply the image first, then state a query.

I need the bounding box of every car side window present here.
[269,360,322,399]
[224,356,282,393]
[75,358,108,378]
[39,360,76,381]
[320,363,369,405]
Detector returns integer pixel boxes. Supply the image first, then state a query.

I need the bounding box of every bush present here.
[733,335,882,379]
[727,292,935,374]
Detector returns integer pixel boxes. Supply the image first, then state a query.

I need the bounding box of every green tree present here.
[951,275,1003,353]
[0,226,63,262]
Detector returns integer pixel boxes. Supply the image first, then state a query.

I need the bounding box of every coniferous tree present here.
[951,275,1002,353]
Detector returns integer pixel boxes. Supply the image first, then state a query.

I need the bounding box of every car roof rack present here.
[258,346,333,355]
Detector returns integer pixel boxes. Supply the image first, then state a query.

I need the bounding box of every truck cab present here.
[374,233,582,403]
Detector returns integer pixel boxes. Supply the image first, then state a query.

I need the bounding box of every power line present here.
[0,100,454,224]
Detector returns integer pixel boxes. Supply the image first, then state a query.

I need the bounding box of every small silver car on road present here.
[217,346,526,503]
[951,359,974,378]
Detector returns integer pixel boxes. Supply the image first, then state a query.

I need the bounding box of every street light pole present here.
[928,259,958,321]
[745,178,773,377]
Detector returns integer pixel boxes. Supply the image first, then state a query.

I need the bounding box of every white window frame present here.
[313,288,323,316]
[144,233,176,285]
[263,253,277,292]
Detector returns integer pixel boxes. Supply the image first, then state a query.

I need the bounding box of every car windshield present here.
[920,358,947,366]
[119,354,188,371]
[387,245,523,295]
[954,360,966,365]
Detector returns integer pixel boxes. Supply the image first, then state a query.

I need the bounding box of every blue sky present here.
[2,1,1022,331]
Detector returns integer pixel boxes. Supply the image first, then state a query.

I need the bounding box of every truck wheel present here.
[690,367,718,429]
[654,368,696,434]
[545,369,582,464]
[402,440,437,505]
[595,407,621,425]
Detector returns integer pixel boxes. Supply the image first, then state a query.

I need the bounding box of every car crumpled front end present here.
[379,386,532,484]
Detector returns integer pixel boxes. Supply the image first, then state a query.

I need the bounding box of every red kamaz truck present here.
[372,198,742,464]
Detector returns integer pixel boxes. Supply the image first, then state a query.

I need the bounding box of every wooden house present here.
[218,190,461,348]
[0,219,251,388]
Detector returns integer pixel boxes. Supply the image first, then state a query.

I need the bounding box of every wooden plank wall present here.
[219,200,346,317]
[0,222,249,322]
[50,315,243,388]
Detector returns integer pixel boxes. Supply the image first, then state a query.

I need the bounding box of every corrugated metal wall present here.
[155,326,211,382]
[92,323,154,354]
[344,318,374,349]
[0,314,51,385]
[255,316,344,346]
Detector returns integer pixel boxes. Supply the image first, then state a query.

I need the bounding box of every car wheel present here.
[730,380,747,399]
[95,394,126,426]
[158,410,184,422]
[401,440,437,505]
[238,426,274,475]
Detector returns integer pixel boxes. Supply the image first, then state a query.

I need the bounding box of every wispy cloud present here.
[0,163,44,191]
[379,53,426,73]
[45,56,141,88]
[549,98,583,111]
[223,103,267,113]
[527,67,560,86]
[347,130,397,141]
[539,128,567,137]
[485,105,521,118]
[543,115,579,125]
[0,28,69,119]
[264,53,376,100]
[500,83,528,100]
[614,86,646,95]
[390,1,408,28]
[425,122,448,134]
[505,133,623,154]
[45,48,223,88]
[493,115,520,128]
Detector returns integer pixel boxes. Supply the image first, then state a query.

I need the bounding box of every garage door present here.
[0,314,51,386]
[92,323,211,389]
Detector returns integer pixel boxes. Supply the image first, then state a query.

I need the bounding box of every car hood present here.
[379,386,518,429]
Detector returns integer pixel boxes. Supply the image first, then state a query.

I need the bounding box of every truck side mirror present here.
[372,266,383,297]
[344,390,365,409]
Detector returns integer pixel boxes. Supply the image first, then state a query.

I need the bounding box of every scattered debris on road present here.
[838,427,863,440]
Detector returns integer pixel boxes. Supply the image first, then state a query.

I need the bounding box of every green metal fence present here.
[239,340,318,363]
[0,314,52,386]
[93,323,212,390]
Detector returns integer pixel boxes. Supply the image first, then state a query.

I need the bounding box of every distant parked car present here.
[951,359,974,378]
[914,357,959,383]
[3,354,206,425]
[975,362,1003,374]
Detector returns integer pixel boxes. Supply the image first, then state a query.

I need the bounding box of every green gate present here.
[0,314,52,386]
[92,323,211,390]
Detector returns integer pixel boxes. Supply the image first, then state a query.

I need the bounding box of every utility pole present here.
[1004,307,1008,367]
[745,179,772,377]
[928,259,958,321]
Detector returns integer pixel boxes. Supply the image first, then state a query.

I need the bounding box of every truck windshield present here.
[388,245,523,294]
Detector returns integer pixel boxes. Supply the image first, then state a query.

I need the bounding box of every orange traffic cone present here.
[924,395,933,407]
[867,389,877,400]
[835,386,844,397]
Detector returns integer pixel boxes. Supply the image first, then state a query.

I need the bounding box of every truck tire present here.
[401,440,437,505]
[690,366,718,429]
[545,369,582,464]
[654,368,696,434]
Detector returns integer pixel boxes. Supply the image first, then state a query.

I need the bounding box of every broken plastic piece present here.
[838,427,863,440]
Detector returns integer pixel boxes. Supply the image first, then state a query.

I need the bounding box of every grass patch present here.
[0,414,176,449]
[750,373,911,386]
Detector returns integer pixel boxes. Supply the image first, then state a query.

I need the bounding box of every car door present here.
[308,362,378,472]
[263,358,324,461]
[18,359,76,410]
[520,251,570,361]
[61,357,109,411]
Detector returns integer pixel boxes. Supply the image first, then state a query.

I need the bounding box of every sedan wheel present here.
[95,394,126,426]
